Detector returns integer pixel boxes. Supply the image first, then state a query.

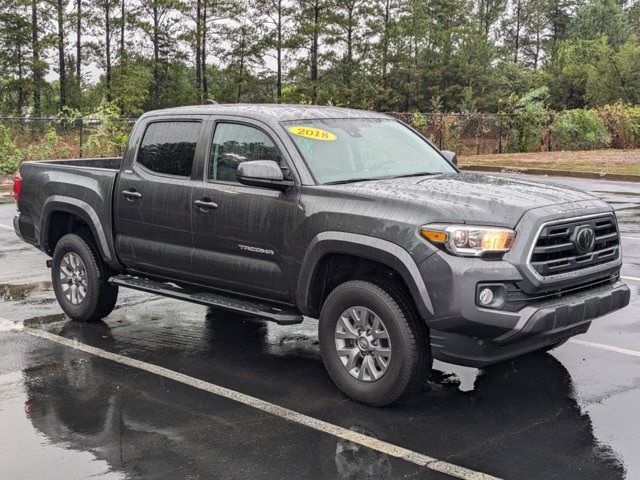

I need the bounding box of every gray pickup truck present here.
[13,104,630,406]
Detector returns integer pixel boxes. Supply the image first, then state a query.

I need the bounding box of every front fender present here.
[296,231,434,319]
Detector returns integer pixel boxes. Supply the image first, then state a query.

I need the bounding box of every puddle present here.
[432,361,482,392]
[0,282,53,302]
[23,313,67,328]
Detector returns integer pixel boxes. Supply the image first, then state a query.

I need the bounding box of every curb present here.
[460,164,640,183]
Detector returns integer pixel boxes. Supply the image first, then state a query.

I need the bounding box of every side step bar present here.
[109,275,303,325]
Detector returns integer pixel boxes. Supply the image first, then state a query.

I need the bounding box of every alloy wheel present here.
[334,306,392,382]
[60,252,88,305]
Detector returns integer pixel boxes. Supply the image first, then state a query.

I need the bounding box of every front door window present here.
[209,123,284,182]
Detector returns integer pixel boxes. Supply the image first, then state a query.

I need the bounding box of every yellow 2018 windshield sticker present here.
[288,125,337,141]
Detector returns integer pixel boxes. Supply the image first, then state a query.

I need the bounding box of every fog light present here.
[478,288,494,306]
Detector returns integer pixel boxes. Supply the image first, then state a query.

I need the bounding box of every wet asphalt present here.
[0,174,639,480]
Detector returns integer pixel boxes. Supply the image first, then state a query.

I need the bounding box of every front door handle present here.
[122,189,142,200]
[194,199,218,211]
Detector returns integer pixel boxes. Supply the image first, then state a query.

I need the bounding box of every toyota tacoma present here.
[13,104,630,406]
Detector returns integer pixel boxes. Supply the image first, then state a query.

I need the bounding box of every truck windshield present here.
[281,118,456,184]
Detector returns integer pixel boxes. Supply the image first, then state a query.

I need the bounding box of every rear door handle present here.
[122,189,142,200]
[194,199,218,211]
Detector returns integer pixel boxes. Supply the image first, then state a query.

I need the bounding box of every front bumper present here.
[429,280,630,367]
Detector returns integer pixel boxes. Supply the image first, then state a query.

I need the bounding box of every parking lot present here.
[0,174,639,480]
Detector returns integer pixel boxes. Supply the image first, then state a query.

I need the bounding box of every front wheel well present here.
[307,253,415,317]
[46,211,94,255]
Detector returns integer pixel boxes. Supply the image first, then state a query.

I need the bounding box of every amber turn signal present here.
[420,229,448,243]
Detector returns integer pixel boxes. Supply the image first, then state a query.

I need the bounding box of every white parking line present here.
[621,236,640,241]
[622,276,640,282]
[17,325,499,480]
[0,224,13,230]
[569,339,640,358]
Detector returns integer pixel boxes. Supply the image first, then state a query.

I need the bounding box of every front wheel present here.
[52,234,119,322]
[319,280,432,406]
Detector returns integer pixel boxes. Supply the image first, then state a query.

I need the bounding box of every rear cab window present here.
[136,121,202,177]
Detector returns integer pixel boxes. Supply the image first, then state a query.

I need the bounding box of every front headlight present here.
[420,224,516,257]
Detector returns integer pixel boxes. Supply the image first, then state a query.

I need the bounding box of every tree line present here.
[0,0,639,118]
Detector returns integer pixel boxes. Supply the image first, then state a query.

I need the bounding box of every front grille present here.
[529,214,620,277]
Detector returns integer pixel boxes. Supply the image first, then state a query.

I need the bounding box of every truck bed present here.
[15,157,122,266]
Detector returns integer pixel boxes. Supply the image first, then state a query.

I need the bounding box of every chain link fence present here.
[0,116,136,160]
[388,112,549,155]
[0,111,633,164]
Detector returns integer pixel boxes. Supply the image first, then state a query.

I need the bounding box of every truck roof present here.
[141,103,389,123]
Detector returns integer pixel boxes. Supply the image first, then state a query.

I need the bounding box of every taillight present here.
[13,172,22,204]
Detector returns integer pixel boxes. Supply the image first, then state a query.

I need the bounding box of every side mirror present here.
[236,160,294,191]
[441,150,458,166]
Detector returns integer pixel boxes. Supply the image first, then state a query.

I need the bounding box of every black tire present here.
[51,233,118,322]
[319,280,432,406]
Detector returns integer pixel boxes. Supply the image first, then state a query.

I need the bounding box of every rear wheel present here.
[52,234,118,322]
[319,280,431,406]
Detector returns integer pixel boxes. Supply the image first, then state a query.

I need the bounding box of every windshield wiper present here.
[390,172,440,179]
[324,177,387,185]
[324,172,439,185]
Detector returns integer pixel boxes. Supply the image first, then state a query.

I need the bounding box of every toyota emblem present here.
[575,227,596,253]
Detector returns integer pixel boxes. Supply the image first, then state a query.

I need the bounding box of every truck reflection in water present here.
[23,317,624,480]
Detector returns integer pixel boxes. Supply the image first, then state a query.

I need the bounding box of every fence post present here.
[547,113,553,152]
[498,114,503,154]
[476,113,482,155]
[78,118,84,158]
[438,113,443,149]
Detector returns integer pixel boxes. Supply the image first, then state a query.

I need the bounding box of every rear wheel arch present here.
[46,210,90,252]
[42,198,113,263]
[297,232,434,319]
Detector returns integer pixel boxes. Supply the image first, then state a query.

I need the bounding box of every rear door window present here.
[137,121,201,177]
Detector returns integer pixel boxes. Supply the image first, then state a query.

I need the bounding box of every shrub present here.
[442,113,472,154]
[598,103,638,148]
[84,101,130,157]
[410,111,428,130]
[628,105,640,148]
[0,125,22,174]
[504,87,549,153]
[409,111,436,142]
[551,109,611,150]
[23,128,73,161]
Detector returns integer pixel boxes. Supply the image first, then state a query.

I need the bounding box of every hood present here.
[334,172,600,227]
